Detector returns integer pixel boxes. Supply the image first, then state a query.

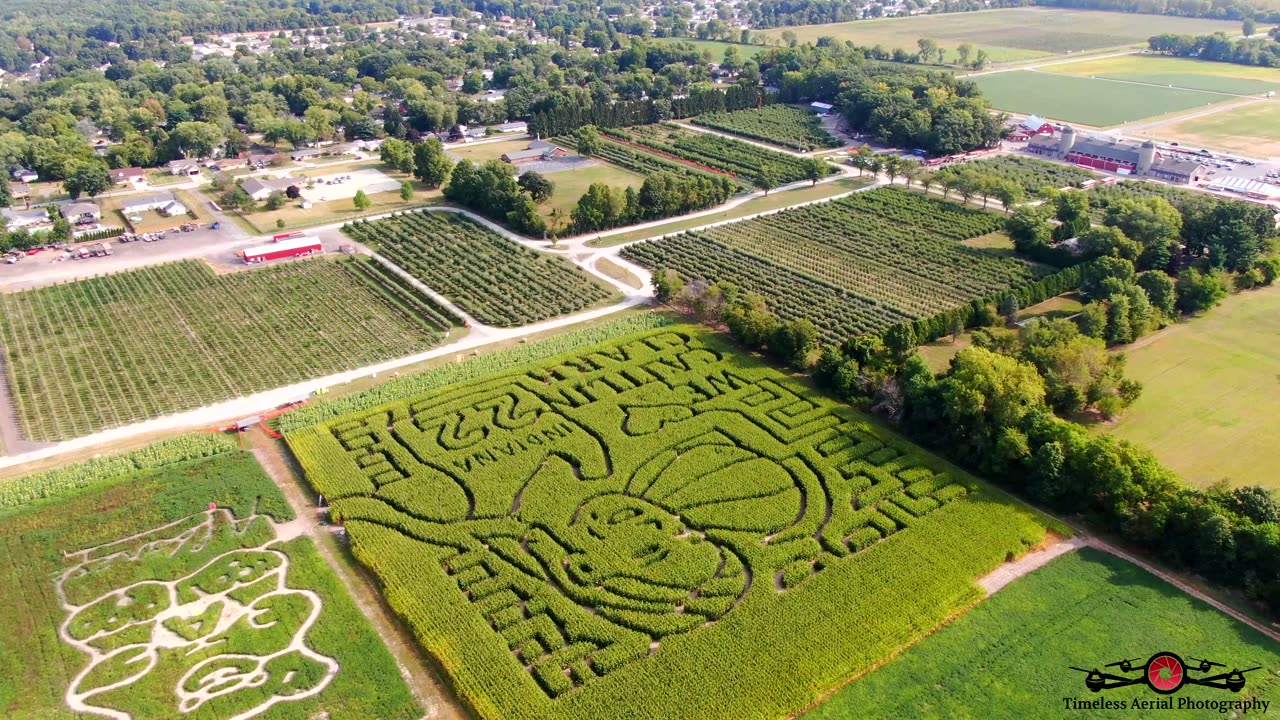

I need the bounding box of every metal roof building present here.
[1207,175,1280,199]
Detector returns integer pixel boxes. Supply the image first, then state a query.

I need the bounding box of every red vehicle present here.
[240,236,322,264]
[271,231,308,243]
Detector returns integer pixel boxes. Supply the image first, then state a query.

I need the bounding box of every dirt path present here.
[1086,536,1280,644]
[248,429,471,720]
[979,535,1087,594]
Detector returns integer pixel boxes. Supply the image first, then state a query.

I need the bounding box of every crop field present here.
[938,155,1096,193]
[285,326,1052,720]
[1106,287,1280,489]
[0,259,449,442]
[1146,100,1280,156]
[691,105,840,152]
[758,8,1248,63]
[807,548,1280,718]
[341,211,614,327]
[555,135,746,188]
[1048,54,1280,95]
[610,124,833,184]
[0,448,419,720]
[972,70,1232,127]
[623,188,1045,339]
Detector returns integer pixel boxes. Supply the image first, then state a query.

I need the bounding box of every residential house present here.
[110,167,147,187]
[289,148,324,162]
[11,168,37,183]
[167,159,202,176]
[2,207,49,229]
[121,192,188,217]
[498,121,528,134]
[61,202,101,224]
[240,177,301,201]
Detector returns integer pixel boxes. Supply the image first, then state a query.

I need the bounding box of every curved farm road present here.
[249,430,471,720]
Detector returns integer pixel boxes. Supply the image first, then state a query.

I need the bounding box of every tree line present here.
[1149,30,1280,67]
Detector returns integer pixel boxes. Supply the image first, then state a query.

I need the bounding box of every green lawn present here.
[1048,54,1280,95]
[915,293,1082,373]
[650,37,765,60]
[1105,286,1280,488]
[806,548,1280,719]
[971,70,1233,126]
[445,138,531,164]
[1147,100,1280,157]
[543,161,646,221]
[759,8,1249,64]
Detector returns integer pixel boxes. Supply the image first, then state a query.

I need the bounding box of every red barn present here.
[1019,115,1054,136]
[241,236,322,264]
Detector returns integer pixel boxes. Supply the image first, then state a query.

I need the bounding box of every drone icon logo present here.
[1071,652,1261,695]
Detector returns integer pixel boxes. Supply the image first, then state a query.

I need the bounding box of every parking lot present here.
[0,219,251,291]
[300,168,402,202]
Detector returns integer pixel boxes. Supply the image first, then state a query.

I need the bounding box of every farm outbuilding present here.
[809,102,834,114]
[1026,128,1202,184]
[240,235,323,264]
[501,140,567,165]
[1207,176,1280,200]
[1019,115,1054,136]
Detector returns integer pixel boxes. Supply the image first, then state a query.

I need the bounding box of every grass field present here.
[759,8,1248,63]
[650,36,765,60]
[286,325,1055,720]
[1144,99,1280,157]
[972,70,1232,126]
[0,258,451,441]
[1105,286,1280,488]
[1048,53,1280,95]
[916,293,1083,372]
[446,138,531,164]
[0,449,420,720]
[807,548,1280,719]
[541,161,646,221]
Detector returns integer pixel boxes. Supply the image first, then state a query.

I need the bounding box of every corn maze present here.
[57,509,337,720]
[0,259,447,442]
[286,326,1051,720]
[341,211,615,327]
[623,188,1047,340]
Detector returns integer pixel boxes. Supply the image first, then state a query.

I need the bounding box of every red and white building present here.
[239,235,322,264]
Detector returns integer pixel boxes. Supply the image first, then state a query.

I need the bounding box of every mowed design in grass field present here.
[972,70,1231,126]
[1106,287,1280,488]
[1147,100,1280,156]
[759,8,1249,63]
[1049,54,1280,95]
[0,447,420,720]
[806,548,1280,719]
[286,326,1053,720]
[0,259,452,442]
